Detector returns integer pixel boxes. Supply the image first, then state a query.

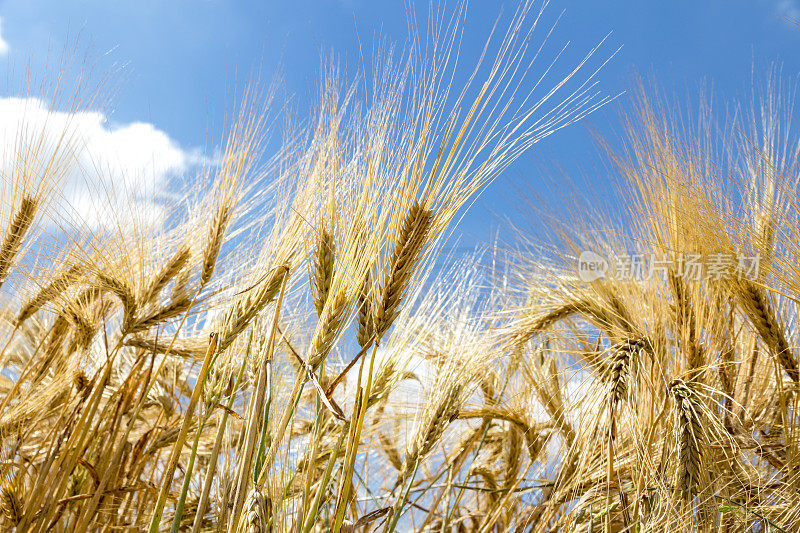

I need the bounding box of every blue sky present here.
[1,0,799,244]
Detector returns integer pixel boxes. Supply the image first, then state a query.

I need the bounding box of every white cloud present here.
[0,97,201,230]
[0,18,8,56]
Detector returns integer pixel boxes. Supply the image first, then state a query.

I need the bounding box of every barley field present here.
[0,1,798,532]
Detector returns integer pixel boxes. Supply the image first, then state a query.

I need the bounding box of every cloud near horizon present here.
[0,97,202,230]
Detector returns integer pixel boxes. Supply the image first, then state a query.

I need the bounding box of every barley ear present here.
[738,282,798,382]
[0,483,22,526]
[356,269,374,348]
[201,203,234,286]
[16,264,84,326]
[97,273,137,331]
[312,228,335,316]
[0,196,38,290]
[238,487,270,533]
[670,379,703,502]
[141,245,191,305]
[373,202,433,341]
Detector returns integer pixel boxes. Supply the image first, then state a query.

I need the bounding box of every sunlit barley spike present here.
[739,281,799,382]
[366,360,398,407]
[670,379,702,501]
[66,309,95,350]
[97,273,136,331]
[218,265,288,352]
[75,286,105,307]
[406,383,462,482]
[34,314,70,381]
[503,424,523,489]
[374,202,433,340]
[124,336,205,359]
[309,290,349,368]
[416,384,461,466]
[377,432,404,472]
[313,228,335,316]
[0,484,22,525]
[128,297,192,334]
[0,195,37,289]
[142,245,191,305]
[16,264,84,326]
[471,465,499,494]
[201,203,234,286]
[669,272,702,375]
[356,269,373,348]
[513,300,588,347]
[61,287,104,351]
[395,387,459,492]
[240,487,268,533]
[607,338,648,409]
[171,263,192,301]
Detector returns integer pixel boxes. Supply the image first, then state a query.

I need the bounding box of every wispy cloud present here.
[776,0,800,20]
[0,18,9,56]
[0,97,203,229]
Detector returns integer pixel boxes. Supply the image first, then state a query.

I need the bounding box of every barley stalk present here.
[147,333,219,533]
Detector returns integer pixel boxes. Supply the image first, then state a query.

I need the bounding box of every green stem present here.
[192,350,248,533]
[170,417,207,533]
[228,271,289,532]
[147,333,219,533]
[385,456,421,533]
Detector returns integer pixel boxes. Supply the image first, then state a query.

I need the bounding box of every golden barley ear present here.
[669,379,703,502]
[0,483,22,526]
[219,264,288,352]
[201,203,234,286]
[124,336,206,359]
[15,264,84,326]
[72,369,91,392]
[96,273,137,331]
[738,281,799,382]
[606,337,652,411]
[128,297,192,334]
[239,487,271,533]
[512,300,589,348]
[395,378,462,493]
[0,196,38,290]
[356,269,374,349]
[312,228,335,317]
[373,202,434,340]
[141,245,191,305]
[309,290,349,368]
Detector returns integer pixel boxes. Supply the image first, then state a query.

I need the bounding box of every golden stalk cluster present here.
[13,2,800,532]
